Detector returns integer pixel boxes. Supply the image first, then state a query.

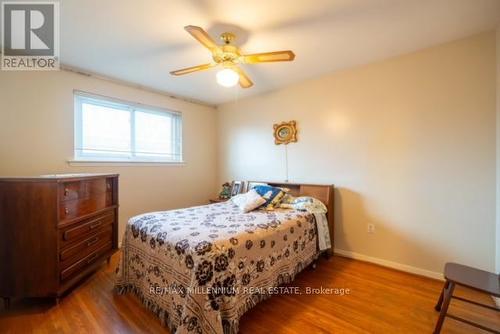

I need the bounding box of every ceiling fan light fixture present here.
[216,68,239,87]
[171,25,295,88]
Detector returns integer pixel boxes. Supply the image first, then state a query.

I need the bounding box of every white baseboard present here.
[334,248,444,281]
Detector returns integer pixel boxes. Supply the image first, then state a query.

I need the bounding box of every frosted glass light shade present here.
[216,68,239,87]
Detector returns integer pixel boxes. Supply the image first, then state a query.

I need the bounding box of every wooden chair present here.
[434,262,500,333]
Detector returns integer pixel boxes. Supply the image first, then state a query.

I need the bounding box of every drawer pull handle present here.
[64,208,69,214]
[89,222,102,230]
[107,183,111,190]
[64,188,69,196]
[87,253,98,264]
[87,237,99,247]
[63,215,111,240]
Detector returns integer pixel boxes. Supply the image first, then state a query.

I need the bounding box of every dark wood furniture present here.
[209,198,229,204]
[0,173,119,307]
[434,262,500,333]
[248,181,335,256]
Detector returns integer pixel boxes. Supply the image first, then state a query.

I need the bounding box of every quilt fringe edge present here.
[223,252,319,334]
[114,284,179,333]
[114,251,319,334]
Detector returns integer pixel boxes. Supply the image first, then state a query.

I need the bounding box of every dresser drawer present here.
[60,211,115,246]
[60,242,112,282]
[60,227,112,264]
[59,178,112,202]
[59,193,113,221]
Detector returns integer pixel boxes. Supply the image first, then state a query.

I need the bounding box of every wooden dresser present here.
[0,173,119,307]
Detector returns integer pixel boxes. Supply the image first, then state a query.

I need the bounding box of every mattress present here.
[115,201,320,334]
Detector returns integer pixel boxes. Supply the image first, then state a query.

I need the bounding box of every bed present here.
[115,182,334,334]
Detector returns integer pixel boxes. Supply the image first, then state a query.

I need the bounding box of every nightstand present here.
[209,198,229,204]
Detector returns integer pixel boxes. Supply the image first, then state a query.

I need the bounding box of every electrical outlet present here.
[367,224,375,233]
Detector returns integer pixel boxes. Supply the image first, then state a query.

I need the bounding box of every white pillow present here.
[231,189,266,213]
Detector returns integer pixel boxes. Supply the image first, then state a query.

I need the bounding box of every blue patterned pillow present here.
[253,185,285,209]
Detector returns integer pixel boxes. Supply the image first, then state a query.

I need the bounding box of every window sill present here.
[67,160,186,167]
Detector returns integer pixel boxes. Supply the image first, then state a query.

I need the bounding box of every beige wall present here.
[217,32,497,275]
[496,25,500,274]
[0,70,218,237]
[0,32,496,277]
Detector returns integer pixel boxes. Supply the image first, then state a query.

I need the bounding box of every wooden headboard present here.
[247,181,334,255]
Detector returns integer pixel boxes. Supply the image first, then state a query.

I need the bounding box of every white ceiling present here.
[60,0,500,105]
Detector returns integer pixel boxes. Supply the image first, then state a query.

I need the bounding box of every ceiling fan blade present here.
[184,25,219,53]
[232,66,254,88]
[241,50,295,64]
[170,63,215,76]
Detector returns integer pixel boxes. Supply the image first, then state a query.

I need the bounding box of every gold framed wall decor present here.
[273,120,297,145]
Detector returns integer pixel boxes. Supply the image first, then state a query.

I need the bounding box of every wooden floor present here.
[0,253,498,333]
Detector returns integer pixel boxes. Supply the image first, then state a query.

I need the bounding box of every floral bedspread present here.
[115,201,319,334]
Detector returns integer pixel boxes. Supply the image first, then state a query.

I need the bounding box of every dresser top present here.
[0,173,119,182]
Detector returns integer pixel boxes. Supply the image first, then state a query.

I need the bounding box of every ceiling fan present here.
[170,25,295,88]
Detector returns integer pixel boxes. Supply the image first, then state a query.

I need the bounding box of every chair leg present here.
[435,280,450,311]
[433,281,455,334]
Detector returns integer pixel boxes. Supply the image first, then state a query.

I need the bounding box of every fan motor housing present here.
[213,44,240,64]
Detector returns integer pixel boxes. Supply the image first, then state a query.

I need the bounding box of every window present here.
[74,92,182,163]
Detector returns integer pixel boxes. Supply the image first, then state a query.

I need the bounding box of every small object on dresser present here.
[0,173,119,305]
[217,182,232,199]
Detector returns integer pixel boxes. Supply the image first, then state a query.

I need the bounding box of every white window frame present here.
[73,91,183,164]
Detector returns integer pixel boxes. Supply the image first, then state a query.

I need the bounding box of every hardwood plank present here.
[0,253,498,333]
